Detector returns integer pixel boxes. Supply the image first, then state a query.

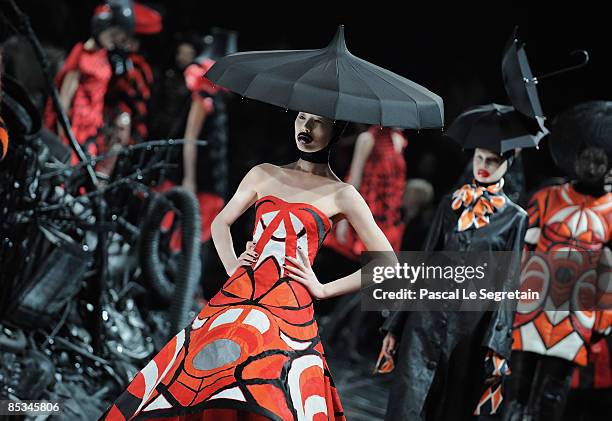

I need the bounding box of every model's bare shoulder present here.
[236,163,272,193]
[334,184,364,212]
[356,130,375,145]
[83,38,97,51]
[252,162,277,171]
[245,163,276,180]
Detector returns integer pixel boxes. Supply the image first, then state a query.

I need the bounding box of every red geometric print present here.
[101,195,345,420]
[513,183,612,366]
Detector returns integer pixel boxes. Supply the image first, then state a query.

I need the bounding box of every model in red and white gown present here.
[101,195,345,421]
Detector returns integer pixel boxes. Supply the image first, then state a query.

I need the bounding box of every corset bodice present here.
[251,195,332,277]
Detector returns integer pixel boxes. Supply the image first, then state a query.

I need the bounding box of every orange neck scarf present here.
[451,178,506,231]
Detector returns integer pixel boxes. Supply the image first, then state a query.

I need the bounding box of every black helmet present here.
[91,0,134,39]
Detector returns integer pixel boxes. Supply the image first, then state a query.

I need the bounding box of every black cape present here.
[382,191,528,421]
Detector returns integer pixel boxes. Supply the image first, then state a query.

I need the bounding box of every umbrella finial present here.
[327,25,348,54]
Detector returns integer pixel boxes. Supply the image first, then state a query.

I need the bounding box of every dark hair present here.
[501,150,515,167]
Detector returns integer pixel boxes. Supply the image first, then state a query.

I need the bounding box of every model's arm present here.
[285,186,397,299]
[59,70,79,111]
[346,131,374,190]
[182,98,208,194]
[57,70,80,134]
[334,131,375,243]
[378,196,447,357]
[210,164,264,276]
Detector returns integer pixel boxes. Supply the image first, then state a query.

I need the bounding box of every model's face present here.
[574,147,609,185]
[472,148,508,183]
[176,43,196,69]
[98,26,128,50]
[294,112,334,153]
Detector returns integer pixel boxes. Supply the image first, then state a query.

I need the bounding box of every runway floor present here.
[327,354,393,420]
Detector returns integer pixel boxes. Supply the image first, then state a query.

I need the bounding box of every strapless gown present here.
[101,195,346,421]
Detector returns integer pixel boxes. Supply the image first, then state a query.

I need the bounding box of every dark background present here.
[20,1,610,118]
[1,5,609,418]
[14,1,612,192]
[0,0,605,219]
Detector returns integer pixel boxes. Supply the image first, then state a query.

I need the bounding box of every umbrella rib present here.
[354,57,445,128]
[244,51,330,106]
[344,59,385,124]
[230,50,326,97]
[284,56,342,115]
[331,56,341,121]
[349,60,396,126]
[354,55,439,100]
[354,60,422,127]
[207,42,443,128]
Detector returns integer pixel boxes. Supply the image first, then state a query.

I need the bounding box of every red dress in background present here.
[101,195,345,420]
[157,58,226,246]
[324,127,407,259]
[44,42,112,160]
[183,58,220,115]
[106,52,154,143]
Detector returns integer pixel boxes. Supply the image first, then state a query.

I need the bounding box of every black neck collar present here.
[298,144,331,164]
[474,179,502,188]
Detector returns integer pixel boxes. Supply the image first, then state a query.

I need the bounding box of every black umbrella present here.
[549,101,612,177]
[502,27,589,121]
[445,103,548,154]
[204,25,443,129]
[502,27,544,120]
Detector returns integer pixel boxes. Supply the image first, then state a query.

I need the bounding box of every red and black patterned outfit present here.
[513,183,612,365]
[503,182,612,420]
[102,1,160,144]
[105,52,154,143]
[44,42,112,160]
[102,195,345,420]
[325,127,406,259]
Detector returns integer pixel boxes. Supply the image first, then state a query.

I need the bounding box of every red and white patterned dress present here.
[101,195,345,420]
[513,183,612,366]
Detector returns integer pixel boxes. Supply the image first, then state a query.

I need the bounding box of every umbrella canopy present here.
[204,26,443,129]
[501,27,544,120]
[549,101,612,177]
[445,103,548,155]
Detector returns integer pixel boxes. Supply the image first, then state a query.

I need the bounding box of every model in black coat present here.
[381,148,528,421]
